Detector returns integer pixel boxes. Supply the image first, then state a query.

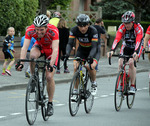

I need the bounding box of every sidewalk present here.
[0,56,149,91]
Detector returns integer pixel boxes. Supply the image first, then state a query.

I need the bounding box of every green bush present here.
[0,0,38,36]
[104,20,150,33]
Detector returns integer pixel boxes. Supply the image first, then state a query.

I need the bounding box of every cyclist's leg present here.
[73,60,79,89]
[128,58,136,85]
[46,68,55,102]
[30,45,41,74]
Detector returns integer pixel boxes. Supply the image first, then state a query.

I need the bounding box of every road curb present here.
[0,69,148,91]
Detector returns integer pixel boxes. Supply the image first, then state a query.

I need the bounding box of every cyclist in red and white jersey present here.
[16,14,59,116]
[107,11,144,94]
[143,25,150,61]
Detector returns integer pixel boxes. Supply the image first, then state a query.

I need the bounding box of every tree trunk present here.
[134,6,142,23]
[40,0,47,15]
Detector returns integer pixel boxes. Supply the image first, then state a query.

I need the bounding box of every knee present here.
[46,74,53,82]
[128,59,134,67]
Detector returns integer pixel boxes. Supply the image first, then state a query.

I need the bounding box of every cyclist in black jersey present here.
[65,14,99,96]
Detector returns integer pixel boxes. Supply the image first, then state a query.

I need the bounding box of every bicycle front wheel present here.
[84,74,94,113]
[69,72,81,116]
[126,79,136,109]
[114,71,123,111]
[25,76,39,125]
[41,69,49,121]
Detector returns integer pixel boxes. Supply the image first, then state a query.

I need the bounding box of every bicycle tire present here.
[69,72,81,116]
[114,71,123,111]
[25,76,39,125]
[41,68,49,121]
[84,73,94,113]
[126,79,136,109]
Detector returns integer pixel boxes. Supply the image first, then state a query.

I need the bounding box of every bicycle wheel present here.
[41,69,49,121]
[114,71,123,111]
[126,79,136,109]
[69,72,81,116]
[84,73,94,113]
[25,76,39,125]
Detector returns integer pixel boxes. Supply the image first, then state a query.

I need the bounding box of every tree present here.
[90,0,150,22]
[90,0,134,20]
[39,0,53,14]
[0,0,38,36]
[123,0,150,22]
[47,0,72,10]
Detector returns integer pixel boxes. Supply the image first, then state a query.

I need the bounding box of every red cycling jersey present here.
[25,24,59,60]
[146,25,150,47]
[111,23,143,54]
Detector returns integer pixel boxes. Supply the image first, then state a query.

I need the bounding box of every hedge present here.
[103,20,150,33]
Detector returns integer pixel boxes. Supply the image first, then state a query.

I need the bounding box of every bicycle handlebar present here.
[67,57,93,70]
[108,54,136,67]
[142,51,150,60]
[17,59,53,72]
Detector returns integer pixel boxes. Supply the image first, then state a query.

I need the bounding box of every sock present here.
[7,65,11,70]
[2,68,5,73]
[48,102,53,105]
[131,84,135,87]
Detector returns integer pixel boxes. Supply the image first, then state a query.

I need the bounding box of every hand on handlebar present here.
[87,57,93,65]
[133,52,138,61]
[107,51,114,58]
[15,60,24,71]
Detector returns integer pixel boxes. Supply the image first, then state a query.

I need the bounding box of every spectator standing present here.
[49,11,61,27]
[92,18,106,71]
[20,27,36,78]
[56,18,70,74]
[2,27,15,76]
[99,18,108,56]
[46,10,51,20]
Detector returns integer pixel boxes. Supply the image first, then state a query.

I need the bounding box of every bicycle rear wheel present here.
[41,69,49,121]
[69,72,81,116]
[114,71,123,111]
[84,74,94,113]
[25,76,39,125]
[126,79,136,109]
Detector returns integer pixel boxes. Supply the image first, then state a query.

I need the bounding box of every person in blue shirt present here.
[2,27,15,76]
[20,35,36,78]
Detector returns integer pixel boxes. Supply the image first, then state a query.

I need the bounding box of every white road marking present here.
[10,113,22,116]
[0,116,6,119]
[0,87,148,120]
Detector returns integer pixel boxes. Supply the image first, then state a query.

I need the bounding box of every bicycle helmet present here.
[121,11,135,23]
[33,14,49,27]
[76,14,90,26]
[53,12,61,18]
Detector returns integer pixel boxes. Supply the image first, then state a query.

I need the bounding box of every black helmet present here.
[122,11,135,23]
[76,14,90,26]
[33,14,49,27]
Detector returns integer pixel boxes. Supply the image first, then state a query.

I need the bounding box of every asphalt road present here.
[0,71,149,126]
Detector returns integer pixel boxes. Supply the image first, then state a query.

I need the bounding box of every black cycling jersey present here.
[3,35,14,52]
[66,25,99,60]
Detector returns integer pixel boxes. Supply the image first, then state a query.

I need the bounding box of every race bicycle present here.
[16,58,53,125]
[109,54,136,111]
[68,57,94,116]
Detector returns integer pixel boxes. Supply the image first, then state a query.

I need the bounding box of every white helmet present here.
[33,14,49,27]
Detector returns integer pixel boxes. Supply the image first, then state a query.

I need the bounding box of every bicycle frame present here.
[118,60,129,94]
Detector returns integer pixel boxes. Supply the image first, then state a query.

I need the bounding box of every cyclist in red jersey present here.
[16,14,59,116]
[143,25,150,61]
[107,11,144,94]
